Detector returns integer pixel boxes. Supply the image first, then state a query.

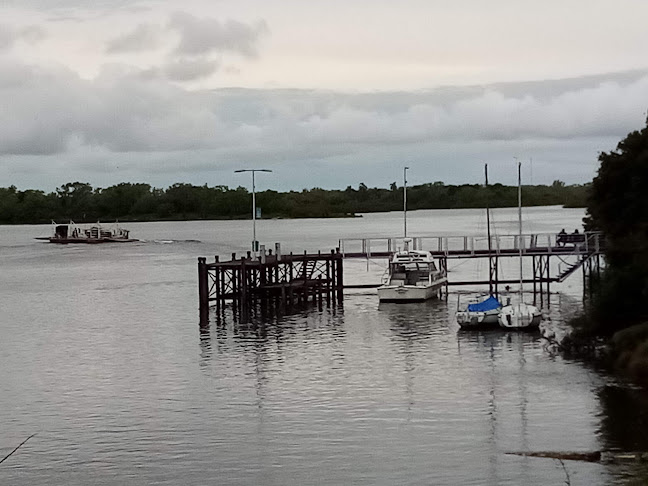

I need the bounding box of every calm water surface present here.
[2,207,648,485]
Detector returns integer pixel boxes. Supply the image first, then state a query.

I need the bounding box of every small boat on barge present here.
[36,221,137,244]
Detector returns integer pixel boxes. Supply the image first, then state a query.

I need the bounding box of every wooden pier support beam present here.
[335,248,344,303]
[198,257,209,318]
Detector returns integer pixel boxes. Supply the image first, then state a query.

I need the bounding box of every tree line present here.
[0,179,588,224]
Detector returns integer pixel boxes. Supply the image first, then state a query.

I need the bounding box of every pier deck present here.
[198,232,604,316]
[339,231,604,304]
[198,247,344,319]
[339,232,601,260]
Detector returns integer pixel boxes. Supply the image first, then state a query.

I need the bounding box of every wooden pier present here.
[198,232,604,317]
[198,245,343,320]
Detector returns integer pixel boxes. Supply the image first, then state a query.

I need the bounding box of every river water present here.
[2,207,648,485]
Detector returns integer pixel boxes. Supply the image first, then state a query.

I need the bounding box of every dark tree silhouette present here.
[583,116,648,332]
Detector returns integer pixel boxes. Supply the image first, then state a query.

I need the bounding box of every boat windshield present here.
[391,262,433,284]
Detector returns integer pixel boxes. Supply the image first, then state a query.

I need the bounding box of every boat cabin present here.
[387,251,440,286]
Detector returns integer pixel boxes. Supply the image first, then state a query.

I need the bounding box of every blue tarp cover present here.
[467,295,501,312]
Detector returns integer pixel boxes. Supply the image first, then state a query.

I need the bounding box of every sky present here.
[2,0,648,193]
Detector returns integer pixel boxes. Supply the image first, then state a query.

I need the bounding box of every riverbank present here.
[557,319,648,387]
[609,323,648,384]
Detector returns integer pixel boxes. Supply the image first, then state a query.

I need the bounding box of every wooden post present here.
[220,266,226,305]
[326,256,331,305]
[214,256,220,310]
[546,255,551,305]
[232,267,238,307]
[317,276,323,310]
[240,260,247,307]
[281,284,286,309]
[335,249,344,303]
[303,253,309,303]
[198,257,209,319]
[532,256,537,304]
[288,281,294,307]
[260,261,267,287]
[214,266,221,310]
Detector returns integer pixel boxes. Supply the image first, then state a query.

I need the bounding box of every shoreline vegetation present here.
[562,116,648,386]
[0,179,587,225]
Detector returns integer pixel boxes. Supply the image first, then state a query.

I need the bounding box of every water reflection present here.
[455,330,541,483]
[596,385,648,481]
[192,293,635,485]
[198,301,346,367]
[598,384,648,451]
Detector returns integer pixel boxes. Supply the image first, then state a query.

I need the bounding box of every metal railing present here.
[339,232,603,258]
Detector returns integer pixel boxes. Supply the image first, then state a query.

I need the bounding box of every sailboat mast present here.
[485,163,493,294]
[518,161,523,298]
[403,166,409,238]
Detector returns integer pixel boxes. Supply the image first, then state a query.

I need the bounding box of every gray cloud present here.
[139,57,220,82]
[1,0,157,20]
[0,25,12,50]
[1,62,647,190]
[19,25,47,43]
[168,11,268,57]
[106,23,162,53]
[162,57,219,81]
[2,0,149,8]
[0,24,46,51]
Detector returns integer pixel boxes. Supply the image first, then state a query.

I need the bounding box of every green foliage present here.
[0,178,588,224]
[608,323,648,383]
[580,116,648,334]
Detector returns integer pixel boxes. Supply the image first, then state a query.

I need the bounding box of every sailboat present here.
[497,161,542,330]
[456,164,502,329]
[378,167,447,302]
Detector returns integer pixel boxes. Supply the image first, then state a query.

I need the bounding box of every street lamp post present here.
[235,168,272,257]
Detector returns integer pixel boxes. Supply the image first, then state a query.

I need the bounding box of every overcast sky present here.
[2,0,648,192]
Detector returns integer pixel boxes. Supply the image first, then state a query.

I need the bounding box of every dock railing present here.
[339,232,603,258]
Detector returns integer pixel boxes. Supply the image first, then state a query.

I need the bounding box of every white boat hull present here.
[378,283,443,302]
[498,303,542,330]
[456,309,501,329]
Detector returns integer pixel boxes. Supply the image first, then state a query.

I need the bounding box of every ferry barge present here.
[36,222,137,244]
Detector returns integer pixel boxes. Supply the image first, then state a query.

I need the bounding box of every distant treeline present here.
[0,180,588,224]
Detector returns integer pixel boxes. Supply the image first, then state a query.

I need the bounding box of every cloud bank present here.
[106,23,163,53]
[2,62,646,154]
[1,57,647,190]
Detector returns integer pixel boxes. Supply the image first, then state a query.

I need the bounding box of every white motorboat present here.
[378,249,447,302]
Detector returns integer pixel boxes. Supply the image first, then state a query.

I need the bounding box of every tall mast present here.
[517,160,523,298]
[403,166,409,238]
[485,163,492,294]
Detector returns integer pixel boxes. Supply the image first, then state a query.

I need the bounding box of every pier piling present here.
[198,247,344,317]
